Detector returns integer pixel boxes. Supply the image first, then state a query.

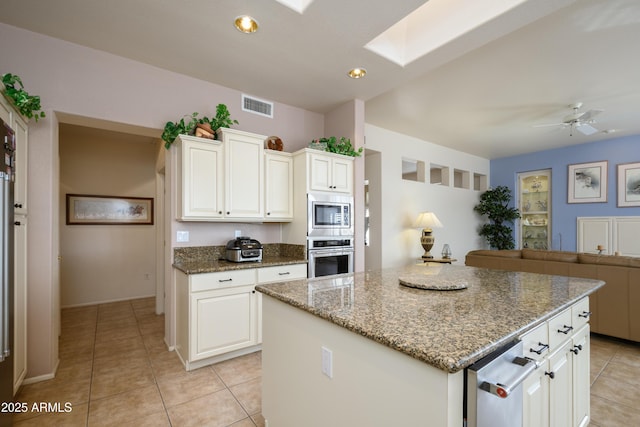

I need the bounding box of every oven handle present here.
[309,248,354,257]
[479,357,536,398]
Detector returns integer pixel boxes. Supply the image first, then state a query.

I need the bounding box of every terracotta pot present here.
[195,123,214,139]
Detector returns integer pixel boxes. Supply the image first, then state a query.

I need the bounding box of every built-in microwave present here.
[307,193,353,237]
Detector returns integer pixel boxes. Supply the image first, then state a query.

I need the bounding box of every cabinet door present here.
[191,285,257,360]
[523,359,550,427]
[548,341,573,427]
[180,137,224,219]
[331,157,353,194]
[309,153,332,192]
[13,215,27,395]
[518,169,551,250]
[12,114,28,215]
[265,152,293,220]
[572,324,590,427]
[225,135,264,218]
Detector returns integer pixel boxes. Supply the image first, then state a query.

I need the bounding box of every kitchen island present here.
[256,264,604,427]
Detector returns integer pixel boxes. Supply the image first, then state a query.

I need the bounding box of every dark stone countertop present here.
[256,264,605,373]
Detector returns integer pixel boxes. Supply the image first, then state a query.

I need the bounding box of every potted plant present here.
[161,104,239,149]
[310,136,363,157]
[473,186,521,249]
[1,73,46,122]
[198,103,239,138]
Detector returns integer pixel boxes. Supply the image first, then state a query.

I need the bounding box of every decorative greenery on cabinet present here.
[162,104,239,149]
[310,136,363,157]
[1,73,46,122]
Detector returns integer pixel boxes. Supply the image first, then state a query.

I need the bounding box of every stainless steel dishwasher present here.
[465,340,537,427]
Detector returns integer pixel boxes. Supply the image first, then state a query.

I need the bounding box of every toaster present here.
[225,237,263,262]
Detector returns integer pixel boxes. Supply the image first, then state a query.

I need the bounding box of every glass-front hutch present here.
[518,169,551,250]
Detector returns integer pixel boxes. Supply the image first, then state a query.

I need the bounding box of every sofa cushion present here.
[579,253,640,268]
[522,249,578,263]
[466,250,522,258]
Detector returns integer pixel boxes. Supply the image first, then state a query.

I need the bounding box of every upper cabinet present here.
[518,169,551,250]
[307,150,354,194]
[177,129,293,222]
[264,151,293,221]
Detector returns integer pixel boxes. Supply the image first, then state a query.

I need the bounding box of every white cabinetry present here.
[219,128,265,219]
[175,263,306,370]
[264,151,293,221]
[522,297,591,427]
[308,150,354,194]
[1,93,28,395]
[177,136,224,220]
[177,129,291,222]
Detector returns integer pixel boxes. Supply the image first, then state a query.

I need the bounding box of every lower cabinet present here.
[522,298,591,427]
[175,263,306,370]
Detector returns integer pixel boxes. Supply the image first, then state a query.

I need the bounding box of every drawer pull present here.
[578,311,592,318]
[557,325,573,335]
[278,272,291,276]
[545,371,555,379]
[530,342,549,355]
[570,344,583,355]
[218,278,233,283]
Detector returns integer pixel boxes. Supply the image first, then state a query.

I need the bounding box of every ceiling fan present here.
[534,103,604,136]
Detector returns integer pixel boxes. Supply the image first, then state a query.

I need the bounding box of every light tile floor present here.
[13,297,264,427]
[10,297,640,426]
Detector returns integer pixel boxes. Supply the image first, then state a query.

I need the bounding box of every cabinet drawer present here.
[191,269,256,292]
[257,264,307,283]
[572,297,591,329]
[548,307,573,351]
[521,322,550,362]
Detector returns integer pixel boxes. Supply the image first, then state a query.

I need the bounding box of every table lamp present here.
[414,212,443,259]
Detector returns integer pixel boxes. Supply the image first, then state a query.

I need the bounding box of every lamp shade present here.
[414,212,443,230]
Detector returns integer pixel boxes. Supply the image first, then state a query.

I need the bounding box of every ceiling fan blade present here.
[578,109,603,122]
[533,123,567,128]
[576,123,599,135]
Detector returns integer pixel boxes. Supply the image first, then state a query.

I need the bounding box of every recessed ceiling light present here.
[348,68,367,79]
[234,15,259,33]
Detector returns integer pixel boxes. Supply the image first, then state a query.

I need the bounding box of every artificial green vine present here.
[311,136,363,157]
[1,73,46,122]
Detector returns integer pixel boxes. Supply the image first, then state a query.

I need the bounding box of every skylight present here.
[365,0,529,67]
[274,0,315,14]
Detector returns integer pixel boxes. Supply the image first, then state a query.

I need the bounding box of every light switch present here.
[177,231,189,242]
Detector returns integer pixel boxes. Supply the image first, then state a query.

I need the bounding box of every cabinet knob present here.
[218,211,222,214]
[545,371,555,379]
[14,221,21,226]
[267,212,271,215]
[226,211,230,215]
[14,203,22,208]
[570,344,583,355]
[252,290,256,294]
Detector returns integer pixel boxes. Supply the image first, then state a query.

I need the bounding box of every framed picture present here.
[617,162,640,207]
[66,194,154,225]
[567,161,608,203]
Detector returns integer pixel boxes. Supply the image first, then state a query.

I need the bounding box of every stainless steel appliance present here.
[307,237,354,278]
[465,340,536,427]
[0,118,16,426]
[307,193,353,237]
[225,236,263,262]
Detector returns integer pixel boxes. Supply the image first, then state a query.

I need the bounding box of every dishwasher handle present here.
[480,357,537,399]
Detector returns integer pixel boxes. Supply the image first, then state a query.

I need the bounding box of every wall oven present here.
[307,193,353,237]
[307,238,354,278]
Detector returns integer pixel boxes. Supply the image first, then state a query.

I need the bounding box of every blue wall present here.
[491,135,640,251]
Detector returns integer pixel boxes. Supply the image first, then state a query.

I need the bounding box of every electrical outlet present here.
[321,346,333,378]
[234,229,242,238]
[177,231,189,242]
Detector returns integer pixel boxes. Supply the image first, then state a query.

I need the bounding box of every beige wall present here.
[59,125,159,307]
[0,22,324,380]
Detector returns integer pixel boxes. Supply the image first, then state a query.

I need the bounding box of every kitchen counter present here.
[256,264,604,373]
[172,243,306,274]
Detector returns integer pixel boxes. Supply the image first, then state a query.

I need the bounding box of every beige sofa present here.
[465,248,640,343]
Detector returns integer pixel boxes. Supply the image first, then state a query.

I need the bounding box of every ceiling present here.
[2,0,639,159]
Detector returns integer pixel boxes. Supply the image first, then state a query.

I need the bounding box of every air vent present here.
[242,94,273,118]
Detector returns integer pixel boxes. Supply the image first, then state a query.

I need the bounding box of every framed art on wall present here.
[568,160,608,203]
[617,162,640,207]
[66,194,154,225]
